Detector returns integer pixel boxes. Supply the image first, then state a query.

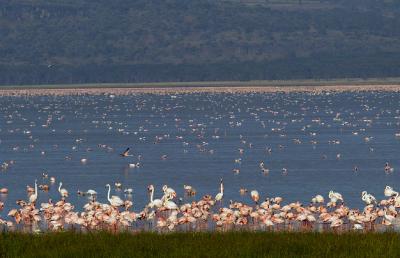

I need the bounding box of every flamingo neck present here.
[35,181,38,195]
[220,183,224,194]
[107,185,111,202]
[58,183,62,192]
[150,188,154,203]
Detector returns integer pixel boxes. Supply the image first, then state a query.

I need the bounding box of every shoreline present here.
[0,84,400,96]
[2,79,400,95]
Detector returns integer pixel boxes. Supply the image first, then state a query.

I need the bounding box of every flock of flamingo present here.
[0,90,400,233]
[0,177,400,232]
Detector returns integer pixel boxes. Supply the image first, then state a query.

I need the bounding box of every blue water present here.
[0,91,399,215]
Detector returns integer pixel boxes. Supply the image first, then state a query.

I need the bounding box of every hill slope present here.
[1,0,400,85]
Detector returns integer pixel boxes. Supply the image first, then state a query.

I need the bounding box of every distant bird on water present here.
[120,148,131,157]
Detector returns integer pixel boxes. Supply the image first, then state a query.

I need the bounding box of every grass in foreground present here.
[0,231,399,257]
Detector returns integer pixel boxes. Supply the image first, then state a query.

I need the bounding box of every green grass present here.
[0,232,399,257]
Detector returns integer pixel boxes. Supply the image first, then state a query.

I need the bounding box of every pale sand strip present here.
[1,84,400,96]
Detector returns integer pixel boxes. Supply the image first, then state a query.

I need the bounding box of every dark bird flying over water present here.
[120,148,131,157]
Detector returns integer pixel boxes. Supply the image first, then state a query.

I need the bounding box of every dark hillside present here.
[1,0,400,84]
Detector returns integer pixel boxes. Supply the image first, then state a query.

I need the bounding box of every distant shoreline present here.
[1,79,400,95]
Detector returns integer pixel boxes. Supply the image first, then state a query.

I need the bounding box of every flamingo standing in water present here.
[147,185,163,208]
[328,190,343,206]
[361,191,376,205]
[311,195,324,204]
[86,189,97,195]
[184,185,196,196]
[250,190,260,204]
[29,180,38,204]
[106,184,124,207]
[215,179,224,202]
[384,186,398,197]
[86,189,97,200]
[58,182,68,199]
[162,185,176,198]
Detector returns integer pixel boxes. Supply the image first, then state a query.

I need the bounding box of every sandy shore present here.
[1,84,400,96]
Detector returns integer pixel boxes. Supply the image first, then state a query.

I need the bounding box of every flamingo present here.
[29,180,38,204]
[106,184,124,207]
[86,189,97,196]
[311,195,324,204]
[384,186,399,197]
[328,190,343,204]
[330,217,343,228]
[162,185,176,198]
[184,185,196,196]
[215,179,224,202]
[361,191,376,205]
[124,188,133,195]
[147,185,163,208]
[353,224,364,230]
[58,182,68,198]
[250,190,260,204]
[383,209,396,225]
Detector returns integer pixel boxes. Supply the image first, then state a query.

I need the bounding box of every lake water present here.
[0,91,399,216]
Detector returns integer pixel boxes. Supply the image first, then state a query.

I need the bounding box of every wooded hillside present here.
[1,0,400,85]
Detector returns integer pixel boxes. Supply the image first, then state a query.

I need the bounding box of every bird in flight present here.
[120,148,131,157]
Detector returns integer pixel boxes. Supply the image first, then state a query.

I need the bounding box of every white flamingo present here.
[162,185,176,198]
[106,184,124,207]
[86,189,97,200]
[250,190,260,204]
[148,185,163,208]
[215,179,224,202]
[361,191,376,205]
[29,180,38,204]
[328,190,343,204]
[58,182,69,198]
[311,194,324,204]
[86,189,97,195]
[384,186,399,197]
[124,188,133,195]
[383,208,396,225]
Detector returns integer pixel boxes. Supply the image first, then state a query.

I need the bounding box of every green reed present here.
[0,231,398,258]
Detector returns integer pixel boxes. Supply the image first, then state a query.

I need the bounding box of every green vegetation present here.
[0,231,399,257]
[1,0,400,85]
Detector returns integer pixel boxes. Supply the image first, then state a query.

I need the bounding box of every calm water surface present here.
[0,91,399,216]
